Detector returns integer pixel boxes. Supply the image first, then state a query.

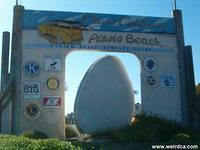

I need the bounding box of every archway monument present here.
[7,5,190,138]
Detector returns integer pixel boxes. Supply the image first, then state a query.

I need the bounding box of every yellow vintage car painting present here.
[38,20,85,44]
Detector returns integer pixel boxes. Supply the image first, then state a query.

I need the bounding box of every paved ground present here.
[66,125,151,149]
[67,135,151,150]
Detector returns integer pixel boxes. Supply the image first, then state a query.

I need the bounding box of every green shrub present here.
[20,131,35,139]
[0,134,78,150]
[32,130,48,139]
[20,130,48,139]
[195,138,200,145]
[27,139,77,150]
[0,134,32,150]
[170,133,191,144]
[189,133,200,145]
[72,141,110,150]
[112,114,199,144]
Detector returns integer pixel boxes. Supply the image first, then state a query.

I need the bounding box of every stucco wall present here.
[18,29,183,138]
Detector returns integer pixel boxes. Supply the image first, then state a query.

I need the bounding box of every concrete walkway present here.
[67,135,151,150]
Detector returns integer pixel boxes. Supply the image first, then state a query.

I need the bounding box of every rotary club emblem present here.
[46,77,59,90]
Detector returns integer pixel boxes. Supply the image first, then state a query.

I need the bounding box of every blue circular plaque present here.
[143,57,158,72]
[146,74,157,87]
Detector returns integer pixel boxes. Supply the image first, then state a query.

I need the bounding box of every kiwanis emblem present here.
[24,61,40,76]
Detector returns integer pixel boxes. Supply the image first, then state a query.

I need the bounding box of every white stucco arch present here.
[8,6,188,139]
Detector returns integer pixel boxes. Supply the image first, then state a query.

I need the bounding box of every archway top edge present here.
[21,7,176,34]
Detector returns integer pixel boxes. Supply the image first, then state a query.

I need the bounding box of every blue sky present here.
[0,0,199,114]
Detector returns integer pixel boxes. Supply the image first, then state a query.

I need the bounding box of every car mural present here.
[38,20,86,44]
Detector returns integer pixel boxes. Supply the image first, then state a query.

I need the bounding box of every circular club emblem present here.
[146,75,157,87]
[46,77,59,90]
[24,103,40,120]
[24,61,40,76]
[143,57,158,72]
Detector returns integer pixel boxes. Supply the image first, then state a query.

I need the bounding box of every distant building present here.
[66,112,76,124]
[135,103,142,115]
